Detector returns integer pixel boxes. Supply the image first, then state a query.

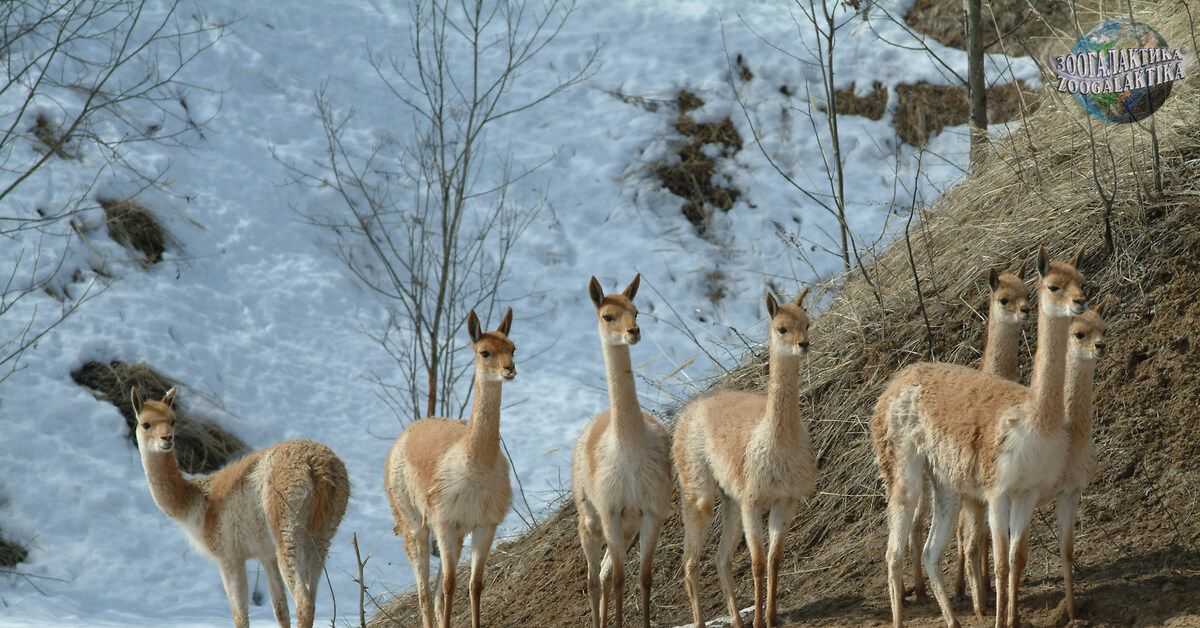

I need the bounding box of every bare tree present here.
[0,0,226,384]
[281,0,597,424]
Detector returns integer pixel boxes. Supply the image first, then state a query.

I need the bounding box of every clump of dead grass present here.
[31,113,78,160]
[98,198,170,264]
[0,531,28,567]
[905,0,1079,54]
[832,81,889,120]
[894,80,1041,147]
[655,90,744,232]
[371,3,1200,625]
[72,361,245,474]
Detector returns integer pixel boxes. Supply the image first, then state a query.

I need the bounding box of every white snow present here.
[0,0,1039,625]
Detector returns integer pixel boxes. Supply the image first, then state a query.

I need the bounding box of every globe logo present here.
[1053,19,1188,124]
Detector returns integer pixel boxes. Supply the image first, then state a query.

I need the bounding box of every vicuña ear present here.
[1093,295,1111,318]
[588,277,605,310]
[162,387,177,408]
[623,273,641,301]
[1037,246,1050,277]
[795,286,810,307]
[1016,258,1029,281]
[130,387,144,417]
[496,307,513,337]
[1070,244,1087,269]
[467,310,483,344]
[988,267,999,291]
[766,292,779,319]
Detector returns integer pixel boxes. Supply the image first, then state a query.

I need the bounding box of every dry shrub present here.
[98,198,170,264]
[895,80,1040,147]
[832,81,888,120]
[72,361,245,474]
[655,91,744,232]
[372,3,1200,625]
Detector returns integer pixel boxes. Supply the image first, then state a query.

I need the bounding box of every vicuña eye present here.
[999,298,1009,305]
[603,315,614,322]
[1048,285,1061,292]
[141,422,151,430]
[1075,333,1085,339]
[777,327,788,334]
[480,351,491,358]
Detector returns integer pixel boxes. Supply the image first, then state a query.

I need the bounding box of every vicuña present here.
[133,387,349,628]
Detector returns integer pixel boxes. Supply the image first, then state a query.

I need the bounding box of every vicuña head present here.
[1069,297,1108,361]
[988,261,1031,324]
[766,287,811,355]
[1037,246,1087,318]
[134,386,178,453]
[589,273,641,346]
[468,307,516,382]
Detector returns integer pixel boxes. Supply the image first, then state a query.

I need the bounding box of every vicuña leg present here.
[600,512,628,628]
[434,524,464,628]
[885,465,921,628]
[988,494,1011,628]
[470,524,497,628]
[218,558,250,628]
[278,536,316,628]
[742,501,771,628]
[403,525,435,628]
[681,492,716,628]
[579,506,605,628]
[766,499,797,627]
[960,500,988,619]
[263,557,291,628]
[1006,493,1037,628]
[921,484,961,628]
[910,491,929,600]
[716,497,747,628]
[1058,491,1082,621]
[638,515,662,628]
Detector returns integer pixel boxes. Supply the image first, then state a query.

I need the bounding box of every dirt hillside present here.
[369,3,1200,626]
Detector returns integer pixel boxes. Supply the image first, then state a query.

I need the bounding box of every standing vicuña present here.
[133,387,349,628]
[872,247,1085,628]
[572,274,672,628]
[673,289,817,628]
[385,309,515,628]
[910,263,1031,614]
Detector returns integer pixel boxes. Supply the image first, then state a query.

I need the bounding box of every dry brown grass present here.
[71,361,245,474]
[98,198,170,264]
[655,91,743,233]
[905,0,1079,55]
[371,3,1200,625]
[894,80,1040,147]
[31,114,77,160]
[0,531,27,568]
[833,81,889,121]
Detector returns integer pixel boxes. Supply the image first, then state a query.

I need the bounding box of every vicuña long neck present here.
[1064,353,1096,444]
[981,315,1022,382]
[140,448,201,521]
[1028,310,1070,435]
[602,343,644,446]
[464,377,503,468]
[763,348,802,438]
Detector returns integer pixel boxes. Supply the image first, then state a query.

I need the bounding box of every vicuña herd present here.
[131,247,1110,628]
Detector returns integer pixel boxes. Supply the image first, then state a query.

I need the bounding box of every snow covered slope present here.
[0,0,1037,625]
